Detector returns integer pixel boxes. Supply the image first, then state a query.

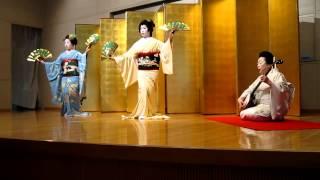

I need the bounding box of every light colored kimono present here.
[44,50,88,117]
[114,37,173,119]
[239,67,295,121]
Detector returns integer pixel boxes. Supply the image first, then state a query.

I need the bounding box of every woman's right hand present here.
[238,97,245,109]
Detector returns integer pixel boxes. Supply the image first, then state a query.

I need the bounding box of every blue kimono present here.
[44,50,87,116]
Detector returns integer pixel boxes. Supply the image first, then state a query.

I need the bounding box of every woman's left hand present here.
[37,57,45,64]
[168,29,175,41]
[85,46,91,54]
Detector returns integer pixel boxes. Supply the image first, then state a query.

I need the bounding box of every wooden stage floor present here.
[1,110,320,180]
[1,110,320,152]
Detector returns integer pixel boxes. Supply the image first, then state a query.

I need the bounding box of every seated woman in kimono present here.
[112,19,175,120]
[237,51,295,121]
[40,34,91,118]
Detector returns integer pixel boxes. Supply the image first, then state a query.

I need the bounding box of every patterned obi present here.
[62,59,79,76]
[137,51,160,70]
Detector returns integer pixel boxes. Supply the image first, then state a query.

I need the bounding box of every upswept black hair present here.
[259,51,274,64]
[138,19,155,37]
[64,34,78,46]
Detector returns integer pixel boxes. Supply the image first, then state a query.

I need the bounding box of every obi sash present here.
[137,51,160,70]
[62,59,79,76]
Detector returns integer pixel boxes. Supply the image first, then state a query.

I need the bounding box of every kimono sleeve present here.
[77,52,87,97]
[43,54,63,104]
[160,39,173,75]
[114,42,138,88]
[269,70,295,120]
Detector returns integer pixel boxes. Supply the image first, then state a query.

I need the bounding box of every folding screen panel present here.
[76,24,100,111]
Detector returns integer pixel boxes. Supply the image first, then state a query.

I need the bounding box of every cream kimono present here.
[239,67,295,121]
[114,37,173,119]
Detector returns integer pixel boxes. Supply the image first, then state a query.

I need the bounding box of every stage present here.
[1,111,320,179]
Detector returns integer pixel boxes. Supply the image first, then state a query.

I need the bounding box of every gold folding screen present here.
[155,7,166,114]
[268,0,300,116]
[236,0,270,113]
[75,24,101,111]
[99,19,127,112]
[74,0,300,115]
[164,4,202,113]
[202,0,237,114]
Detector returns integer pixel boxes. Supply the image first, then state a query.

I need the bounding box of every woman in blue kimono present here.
[41,34,90,118]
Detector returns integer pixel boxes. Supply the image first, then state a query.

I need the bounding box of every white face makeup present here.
[140,25,150,38]
[64,39,74,50]
[257,57,271,75]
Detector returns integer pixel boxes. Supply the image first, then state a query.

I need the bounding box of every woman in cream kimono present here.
[237,51,295,121]
[113,19,174,120]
